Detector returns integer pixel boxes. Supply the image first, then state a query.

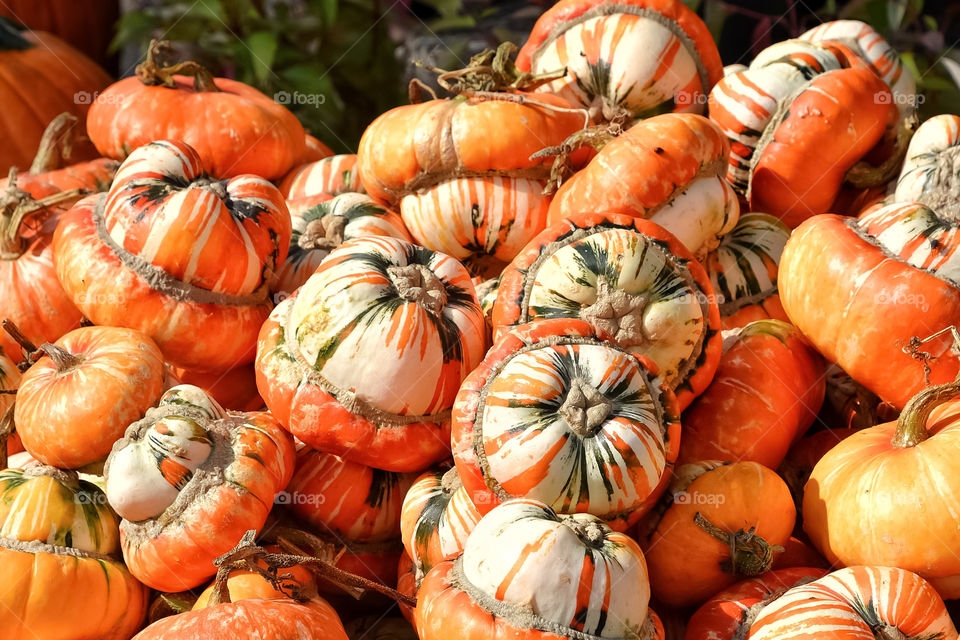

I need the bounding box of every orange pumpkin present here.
[677,320,826,469]
[14,326,165,469]
[285,445,417,542]
[685,567,828,640]
[748,567,955,640]
[640,461,795,606]
[546,113,738,258]
[771,536,829,571]
[0,20,111,174]
[0,462,148,640]
[170,363,264,412]
[492,212,722,410]
[400,466,482,578]
[87,40,305,180]
[256,236,487,472]
[103,384,295,591]
[453,318,680,528]
[53,140,291,371]
[416,499,663,640]
[777,426,860,525]
[804,379,960,598]
[300,133,335,163]
[517,0,723,121]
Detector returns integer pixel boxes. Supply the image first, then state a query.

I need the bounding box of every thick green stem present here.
[892,380,960,448]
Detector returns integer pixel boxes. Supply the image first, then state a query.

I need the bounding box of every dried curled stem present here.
[694,512,782,576]
[136,40,221,93]
[531,115,628,193]
[209,529,417,608]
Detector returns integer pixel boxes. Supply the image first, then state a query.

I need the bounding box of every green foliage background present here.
[113,0,959,153]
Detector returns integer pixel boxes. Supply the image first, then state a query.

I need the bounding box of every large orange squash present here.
[103,384,295,591]
[256,236,487,472]
[517,0,723,121]
[0,462,148,640]
[546,113,738,258]
[492,212,722,410]
[677,320,825,469]
[453,318,680,528]
[53,140,291,371]
[416,499,663,640]
[87,40,305,180]
[14,326,165,469]
[803,379,960,598]
[748,566,955,640]
[640,461,795,606]
[0,20,110,174]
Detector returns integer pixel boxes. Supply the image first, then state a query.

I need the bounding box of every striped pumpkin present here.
[415,499,662,640]
[357,91,586,273]
[640,461,795,606]
[400,466,482,578]
[747,567,955,640]
[285,446,417,542]
[271,192,412,298]
[256,236,487,472]
[779,201,960,409]
[704,213,790,329]
[546,113,739,258]
[678,320,826,469]
[710,40,896,227]
[0,463,148,640]
[895,114,960,210]
[803,380,960,599]
[53,140,291,371]
[14,326,166,469]
[103,384,296,591]
[453,318,680,528]
[516,0,723,121]
[685,567,828,640]
[279,154,363,199]
[492,212,722,410]
[800,20,917,115]
[87,42,306,181]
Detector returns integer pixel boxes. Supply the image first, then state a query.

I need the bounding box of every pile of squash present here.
[2,1,960,638]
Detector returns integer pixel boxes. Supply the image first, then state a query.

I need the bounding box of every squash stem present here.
[693,511,781,576]
[0,169,85,259]
[892,380,960,448]
[136,39,221,93]
[29,113,81,174]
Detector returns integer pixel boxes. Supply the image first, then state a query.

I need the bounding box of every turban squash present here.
[516,0,723,122]
[0,462,148,640]
[53,139,291,371]
[87,40,305,180]
[256,235,487,472]
[103,384,295,592]
[416,499,663,640]
[492,212,722,410]
[453,318,680,528]
[546,113,739,258]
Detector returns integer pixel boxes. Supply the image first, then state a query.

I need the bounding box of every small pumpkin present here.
[271,192,412,298]
[0,19,111,174]
[285,445,417,543]
[546,113,739,258]
[400,466,482,578]
[685,567,828,640]
[492,212,722,410]
[53,139,291,371]
[87,40,305,180]
[747,566,955,640]
[14,326,165,469]
[415,498,663,640]
[516,0,723,122]
[256,236,487,472]
[639,461,795,607]
[677,320,826,469]
[279,154,363,199]
[895,113,959,208]
[103,384,296,591]
[0,462,148,640]
[453,318,679,528]
[703,213,791,329]
[170,363,264,412]
[357,47,587,273]
[804,378,960,598]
